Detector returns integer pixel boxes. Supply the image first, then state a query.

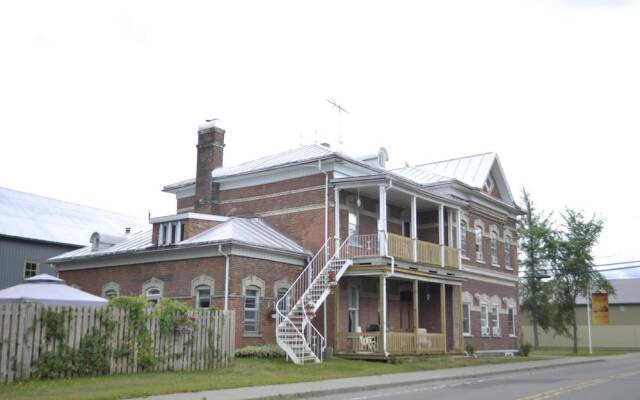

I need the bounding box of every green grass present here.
[0,356,541,400]
[531,348,631,357]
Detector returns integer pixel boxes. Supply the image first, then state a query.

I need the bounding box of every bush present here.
[520,342,532,357]
[465,343,476,357]
[235,344,285,359]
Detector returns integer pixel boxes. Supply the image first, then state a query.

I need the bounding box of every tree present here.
[518,189,554,349]
[547,209,613,353]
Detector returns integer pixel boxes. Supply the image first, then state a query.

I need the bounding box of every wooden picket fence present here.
[0,303,235,383]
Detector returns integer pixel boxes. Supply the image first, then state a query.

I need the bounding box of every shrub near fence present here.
[0,301,235,383]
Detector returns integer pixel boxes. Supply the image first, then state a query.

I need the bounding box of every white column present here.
[456,210,462,269]
[158,224,164,246]
[378,185,388,257]
[380,274,388,356]
[334,188,341,253]
[175,221,182,243]
[439,204,445,268]
[411,196,417,262]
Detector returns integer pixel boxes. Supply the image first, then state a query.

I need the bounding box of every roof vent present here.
[125,227,131,235]
[320,142,331,148]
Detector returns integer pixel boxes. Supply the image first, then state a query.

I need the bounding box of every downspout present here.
[317,160,329,351]
[218,244,230,311]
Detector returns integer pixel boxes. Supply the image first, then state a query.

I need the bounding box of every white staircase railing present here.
[275,236,354,364]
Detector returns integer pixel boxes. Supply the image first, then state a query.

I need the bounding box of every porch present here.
[333,275,464,358]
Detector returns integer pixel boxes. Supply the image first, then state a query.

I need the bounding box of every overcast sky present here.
[1,0,639,274]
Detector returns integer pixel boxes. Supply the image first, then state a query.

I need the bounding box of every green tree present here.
[518,189,554,349]
[547,209,613,353]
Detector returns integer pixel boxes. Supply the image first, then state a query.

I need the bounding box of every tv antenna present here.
[326,99,349,151]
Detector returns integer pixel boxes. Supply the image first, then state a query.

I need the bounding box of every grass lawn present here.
[0,356,542,400]
[531,348,631,357]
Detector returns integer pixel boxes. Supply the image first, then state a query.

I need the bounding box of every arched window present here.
[475,226,484,262]
[102,282,120,299]
[195,285,211,309]
[491,231,499,265]
[460,221,468,258]
[505,235,513,269]
[145,287,162,304]
[244,285,261,334]
[105,289,118,299]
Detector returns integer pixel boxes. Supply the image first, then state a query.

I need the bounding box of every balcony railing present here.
[345,233,460,269]
[337,331,446,355]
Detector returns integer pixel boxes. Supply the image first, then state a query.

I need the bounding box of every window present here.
[463,303,471,335]
[484,176,494,192]
[491,304,500,336]
[475,227,484,262]
[460,221,467,258]
[276,287,290,311]
[158,222,184,246]
[348,286,359,332]
[244,285,260,334]
[23,261,38,279]
[104,289,118,299]
[491,231,498,265]
[348,198,359,238]
[195,285,211,309]
[145,287,162,304]
[480,304,489,336]
[508,307,516,336]
[505,236,512,269]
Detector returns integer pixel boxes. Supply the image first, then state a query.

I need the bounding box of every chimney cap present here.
[198,118,219,132]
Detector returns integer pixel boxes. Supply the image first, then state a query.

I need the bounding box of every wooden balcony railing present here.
[337,331,446,355]
[387,233,460,269]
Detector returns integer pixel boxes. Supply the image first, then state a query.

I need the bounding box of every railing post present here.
[378,185,388,257]
[411,196,417,263]
[439,204,445,268]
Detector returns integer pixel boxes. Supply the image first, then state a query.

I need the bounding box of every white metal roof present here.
[0,186,147,247]
[394,152,497,188]
[0,274,107,306]
[50,217,308,264]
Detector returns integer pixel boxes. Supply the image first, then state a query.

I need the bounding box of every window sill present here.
[509,334,517,338]
[476,260,486,264]
[464,333,473,337]
[492,264,501,268]
[462,256,470,261]
[243,333,262,338]
[505,266,513,271]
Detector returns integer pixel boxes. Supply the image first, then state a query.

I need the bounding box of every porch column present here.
[411,196,417,262]
[439,204,445,268]
[412,279,419,333]
[456,210,462,269]
[334,188,340,253]
[175,221,182,243]
[380,274,387,355]
[451,285,462,352]
[440,283,447,352]
[378,185,388,257]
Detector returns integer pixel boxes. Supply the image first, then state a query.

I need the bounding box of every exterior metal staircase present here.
[275,236,353,364]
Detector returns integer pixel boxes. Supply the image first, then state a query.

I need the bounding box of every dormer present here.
[89,232,127,252]
[149,213,229,246]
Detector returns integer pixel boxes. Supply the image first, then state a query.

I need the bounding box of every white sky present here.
[1,0,639,271]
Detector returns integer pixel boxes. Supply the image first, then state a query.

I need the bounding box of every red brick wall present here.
[60,255,303,349]
[461,278,519,351]
[463,210,518,276]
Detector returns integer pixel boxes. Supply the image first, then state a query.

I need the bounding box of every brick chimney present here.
[195,119,225,214]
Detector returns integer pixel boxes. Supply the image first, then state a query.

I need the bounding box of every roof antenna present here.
[327,99,349,152]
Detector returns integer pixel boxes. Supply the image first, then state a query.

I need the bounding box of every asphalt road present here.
[311,354,640,400]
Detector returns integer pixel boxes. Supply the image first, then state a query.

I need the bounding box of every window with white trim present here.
[491,304,500,336]
[158,222,185,246]
[104,289,118,299]
[480,304,489,336]
[244,285,261,334]
[348,285,360,332]
[491,231,499,265]
[505,235,512,269]
[475,227,484,262]
[195,285,211,309]
[23,261,38,279]
[460,221,468,258]
[145,287,162,304]
[463,303,471,335]
[508,306,516,336]
[348,198,359,238]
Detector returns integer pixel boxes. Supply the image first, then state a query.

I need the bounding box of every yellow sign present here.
[592,293,609,325]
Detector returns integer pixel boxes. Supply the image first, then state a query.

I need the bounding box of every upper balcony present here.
[332,175,464,271]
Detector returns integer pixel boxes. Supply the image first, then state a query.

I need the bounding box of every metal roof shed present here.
[0,274,107,306]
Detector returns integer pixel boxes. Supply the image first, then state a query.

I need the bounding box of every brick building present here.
[50,120,522,362]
